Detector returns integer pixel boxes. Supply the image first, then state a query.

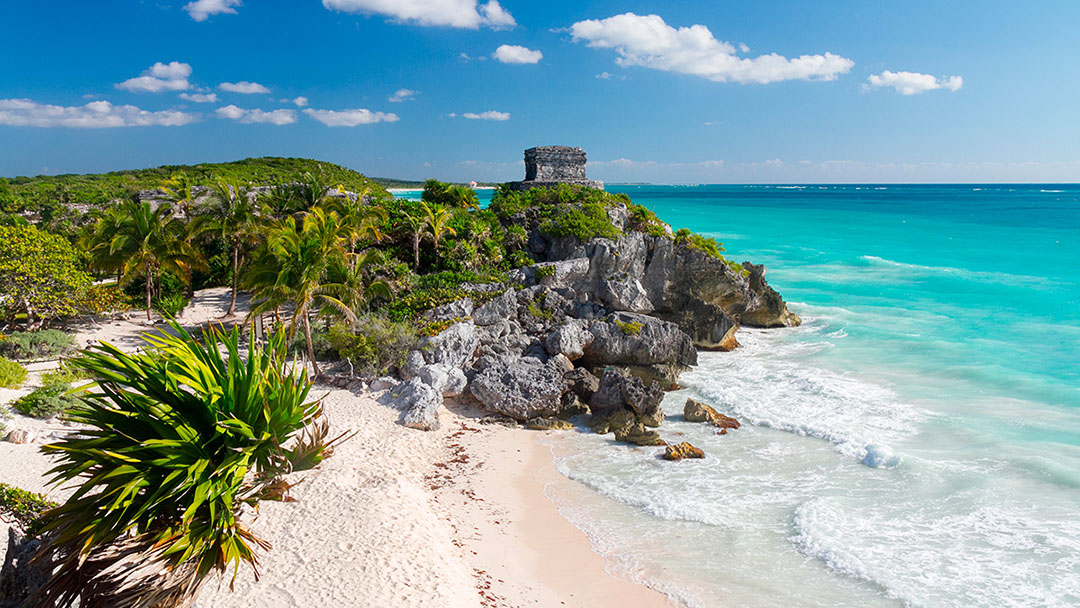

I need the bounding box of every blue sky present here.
[1,0,1078,183]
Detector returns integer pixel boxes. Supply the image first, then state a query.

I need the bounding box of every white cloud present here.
[303,107,400,126]
[116,61,193,93]
[595,71,613,79]
[452,110,510,121]
[865,70,963,95]
[389,88,419,103]
[322,0,514,29]
[0,98,197,128]
[184,0,241,21]
[492,44,542,64]
[291,96,309,107]
[220,81,271,94]
[569,13,854,84]
[215,105,296,125]
[179,92,218,103]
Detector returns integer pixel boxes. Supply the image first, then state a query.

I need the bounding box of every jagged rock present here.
[391,378,442,431]
[417,364,467,398]
[559,392,590,417]
[664,442,705,460]
[477,415,521,428]
[400,350,426,381]
[614,422,665,446]
[4,430,32,445]
[544,319,593,360]
[468,357,567,420]
[0,528,48,606]
[590,368,665,417]
[582,312,697,389]
[599,274,654,313]
[418,321,478,369]
[526,417,574,431]
[472,290,517,326]
[590,408,636,435]
[563,367,600,402]
[640,408,665,428]
[740,262,802,328]
[549,353,575,374]
[370,376,399,391]
[530,258,590,289]
[423,298,474,322]
[684,398,740,429]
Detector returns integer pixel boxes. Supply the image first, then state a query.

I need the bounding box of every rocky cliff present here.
[384,187,800,446]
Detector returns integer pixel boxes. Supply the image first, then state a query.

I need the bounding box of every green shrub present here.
[0,483,58,534]
[674,228,725,259]
[12,383,84,418]
[526,299,554,321]
[534,265,555,279]
[327,318,417,377]
[154,293,189,318]
[628,204,668,238]
[32,322,336,605]
[615,319,644,335]
[0,357,27,388]
[0,330,76,360]
[539,202,621,241]
[382,285,505,321]
[40,361,90,387]
[75,284,132,315]
[289,330,335,360]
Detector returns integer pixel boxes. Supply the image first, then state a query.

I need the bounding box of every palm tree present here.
[245,209,351,376]
[401,212,425,272]
[422,202,457,265]
[325,187,387,265]
[192,181,261,316]
[292,171,333,214]
[107,199,203,320]
[81,205,130,282]
[160,174,196,217]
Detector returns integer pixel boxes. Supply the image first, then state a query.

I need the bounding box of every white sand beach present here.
[0,289,675,608]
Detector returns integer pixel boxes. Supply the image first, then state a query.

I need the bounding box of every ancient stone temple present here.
[508,146,604,191]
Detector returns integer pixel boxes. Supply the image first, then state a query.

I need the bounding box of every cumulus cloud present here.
[450,110,510,121]
[184,0,241,21]
[389,88,419,103]
[214,105,296,125]
[220,81,271,94]
[322,0,514,29]
[595,71,613,79]
[303,107,400,126]
[0,98,197,128]
[179,92,218,103]
[116,61,193,93]
[492,44,542,64]
[290,96,309,107]
[569,13,854,84]
[865,70,963,95]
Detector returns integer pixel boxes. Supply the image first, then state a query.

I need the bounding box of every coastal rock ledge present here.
[378,148,797,452]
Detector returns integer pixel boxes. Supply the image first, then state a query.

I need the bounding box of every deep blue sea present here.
[398,184,1080,607]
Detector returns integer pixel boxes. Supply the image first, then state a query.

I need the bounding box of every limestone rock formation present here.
[468,356,567,420]
[684,398,740,430]
[664,442,705,460]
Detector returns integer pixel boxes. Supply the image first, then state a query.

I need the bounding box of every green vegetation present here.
[615,319,644,335]
[0,482,57,534]
[327,318,416,376]
[490,184,628,241]
[422,178,479,209]
[0,329,76,360]
[1,157,388,213]
[627,203,668,238]
[0,357,27,388]
[534,264,556,279]
[12,383,84,418]
[39,361,90,387]
[674,228,724,259]
[33,322,338,606]
[0,224,93,326]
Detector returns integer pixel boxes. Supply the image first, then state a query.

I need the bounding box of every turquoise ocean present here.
[397,185,1080,607]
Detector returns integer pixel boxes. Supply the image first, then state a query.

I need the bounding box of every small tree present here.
[422,178,479,210]
[421,202,456,266]
[0,225,92,327]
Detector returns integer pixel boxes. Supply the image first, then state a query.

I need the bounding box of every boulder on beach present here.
[664,442,705,460]
[468,356,567,420]
[684,398,740,429]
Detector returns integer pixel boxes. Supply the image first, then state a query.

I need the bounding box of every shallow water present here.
[539,184,1080,607]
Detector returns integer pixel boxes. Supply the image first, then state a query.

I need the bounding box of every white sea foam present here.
[859,255,1055,288]
[791,496,1080,607]
[680,325,925,465]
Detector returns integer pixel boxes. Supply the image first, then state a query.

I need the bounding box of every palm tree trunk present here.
[145,264,153,321]
[412,233,420,271]
[302,312,319,377]
[228,243,239,316]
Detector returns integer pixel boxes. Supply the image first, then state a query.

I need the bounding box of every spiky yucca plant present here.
[29,322,339,608]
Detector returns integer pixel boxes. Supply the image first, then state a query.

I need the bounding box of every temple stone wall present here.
[509,145,603,191]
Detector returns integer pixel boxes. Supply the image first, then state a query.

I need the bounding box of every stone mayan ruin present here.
[508,145,604,191]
